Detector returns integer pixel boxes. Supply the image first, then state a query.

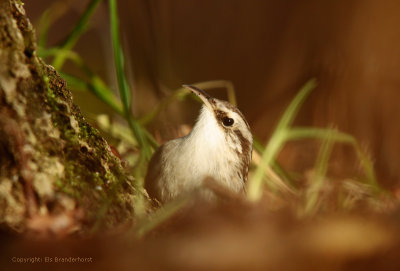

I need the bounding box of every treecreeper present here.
[145,85,253,203]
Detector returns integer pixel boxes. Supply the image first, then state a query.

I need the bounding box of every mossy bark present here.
[0,0,138,234]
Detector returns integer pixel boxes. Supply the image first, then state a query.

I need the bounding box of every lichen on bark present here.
[0,0,139,234]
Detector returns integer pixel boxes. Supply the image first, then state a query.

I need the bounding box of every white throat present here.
[170,106,244,192]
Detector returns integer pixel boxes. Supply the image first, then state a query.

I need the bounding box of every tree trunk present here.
[0,0,138,234]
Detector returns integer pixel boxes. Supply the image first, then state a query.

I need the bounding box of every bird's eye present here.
[222,117,234,127]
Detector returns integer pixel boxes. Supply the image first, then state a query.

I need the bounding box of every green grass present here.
[108,0,154,167]
[52,0,102,70]
[37,0,385,235]
[38,0,156,160]
[248,79,318,200]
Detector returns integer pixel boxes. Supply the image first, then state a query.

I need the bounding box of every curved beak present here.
[182,84,215,110]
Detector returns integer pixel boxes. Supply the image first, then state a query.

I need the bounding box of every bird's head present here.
[183,84,253,169]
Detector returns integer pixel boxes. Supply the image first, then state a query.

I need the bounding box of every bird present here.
[145,85,253,203]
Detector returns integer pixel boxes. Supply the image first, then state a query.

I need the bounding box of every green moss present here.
[79,122,90,140]
[40,67,136,228]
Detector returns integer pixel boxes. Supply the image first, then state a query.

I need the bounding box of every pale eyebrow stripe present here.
[232,107,250,130]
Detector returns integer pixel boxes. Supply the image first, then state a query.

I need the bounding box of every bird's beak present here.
[182,84,215,111]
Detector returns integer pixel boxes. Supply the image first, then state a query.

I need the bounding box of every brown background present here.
[25,0,400,187]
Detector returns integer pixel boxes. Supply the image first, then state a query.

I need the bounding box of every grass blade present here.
[134,196,189,238]
[287,127,355,143]
[37,9,51,48]
[52,0,102,69]
[109,0,131,112]
[275,79,317,132]
[192,80,237,106]
[108,0,153,159]
[304,129,335,214]
[61,72,124,115]
[37,0,76,49]
[108,0,156,164]
[247,79,317,201]
[287,127,379,190]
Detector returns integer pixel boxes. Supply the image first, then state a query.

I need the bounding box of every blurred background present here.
[25,0,399,188]
[2,1,398,269]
